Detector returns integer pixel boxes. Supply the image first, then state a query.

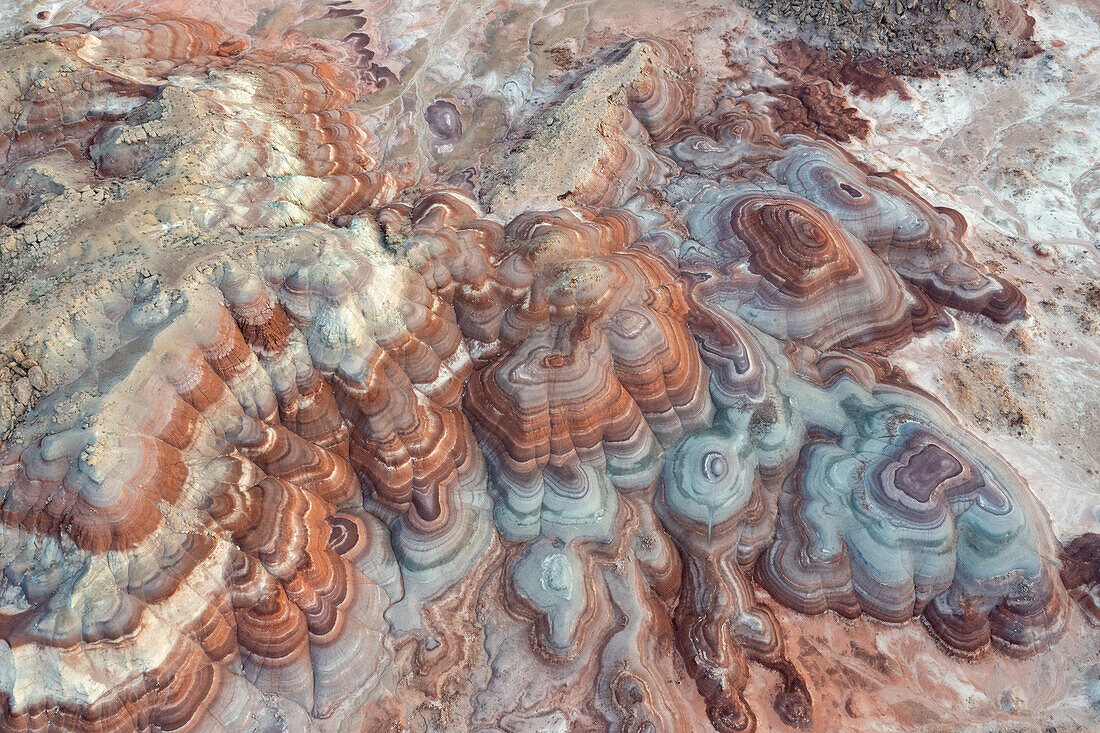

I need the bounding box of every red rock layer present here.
[669,111,1027,327]
[461,208,713,524]
[561,40,696,209]
[380,190,514,366]
[243,228,486,575]
[768,139,1027,322]
[0,327,394,728]
[617,39,696,144]
[689,189,947,353]
[2,14,396,229]
[1059,533,1100,626]
[775,39,912,101]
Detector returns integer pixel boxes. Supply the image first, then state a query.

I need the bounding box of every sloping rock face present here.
[0,2,1096,732]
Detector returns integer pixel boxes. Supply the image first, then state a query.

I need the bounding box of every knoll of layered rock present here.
[0,3,1092,732]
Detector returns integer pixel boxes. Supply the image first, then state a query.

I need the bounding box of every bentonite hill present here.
[0,0,1097,731]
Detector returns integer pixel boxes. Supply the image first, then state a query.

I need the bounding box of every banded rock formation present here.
[0,4,1091,732]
